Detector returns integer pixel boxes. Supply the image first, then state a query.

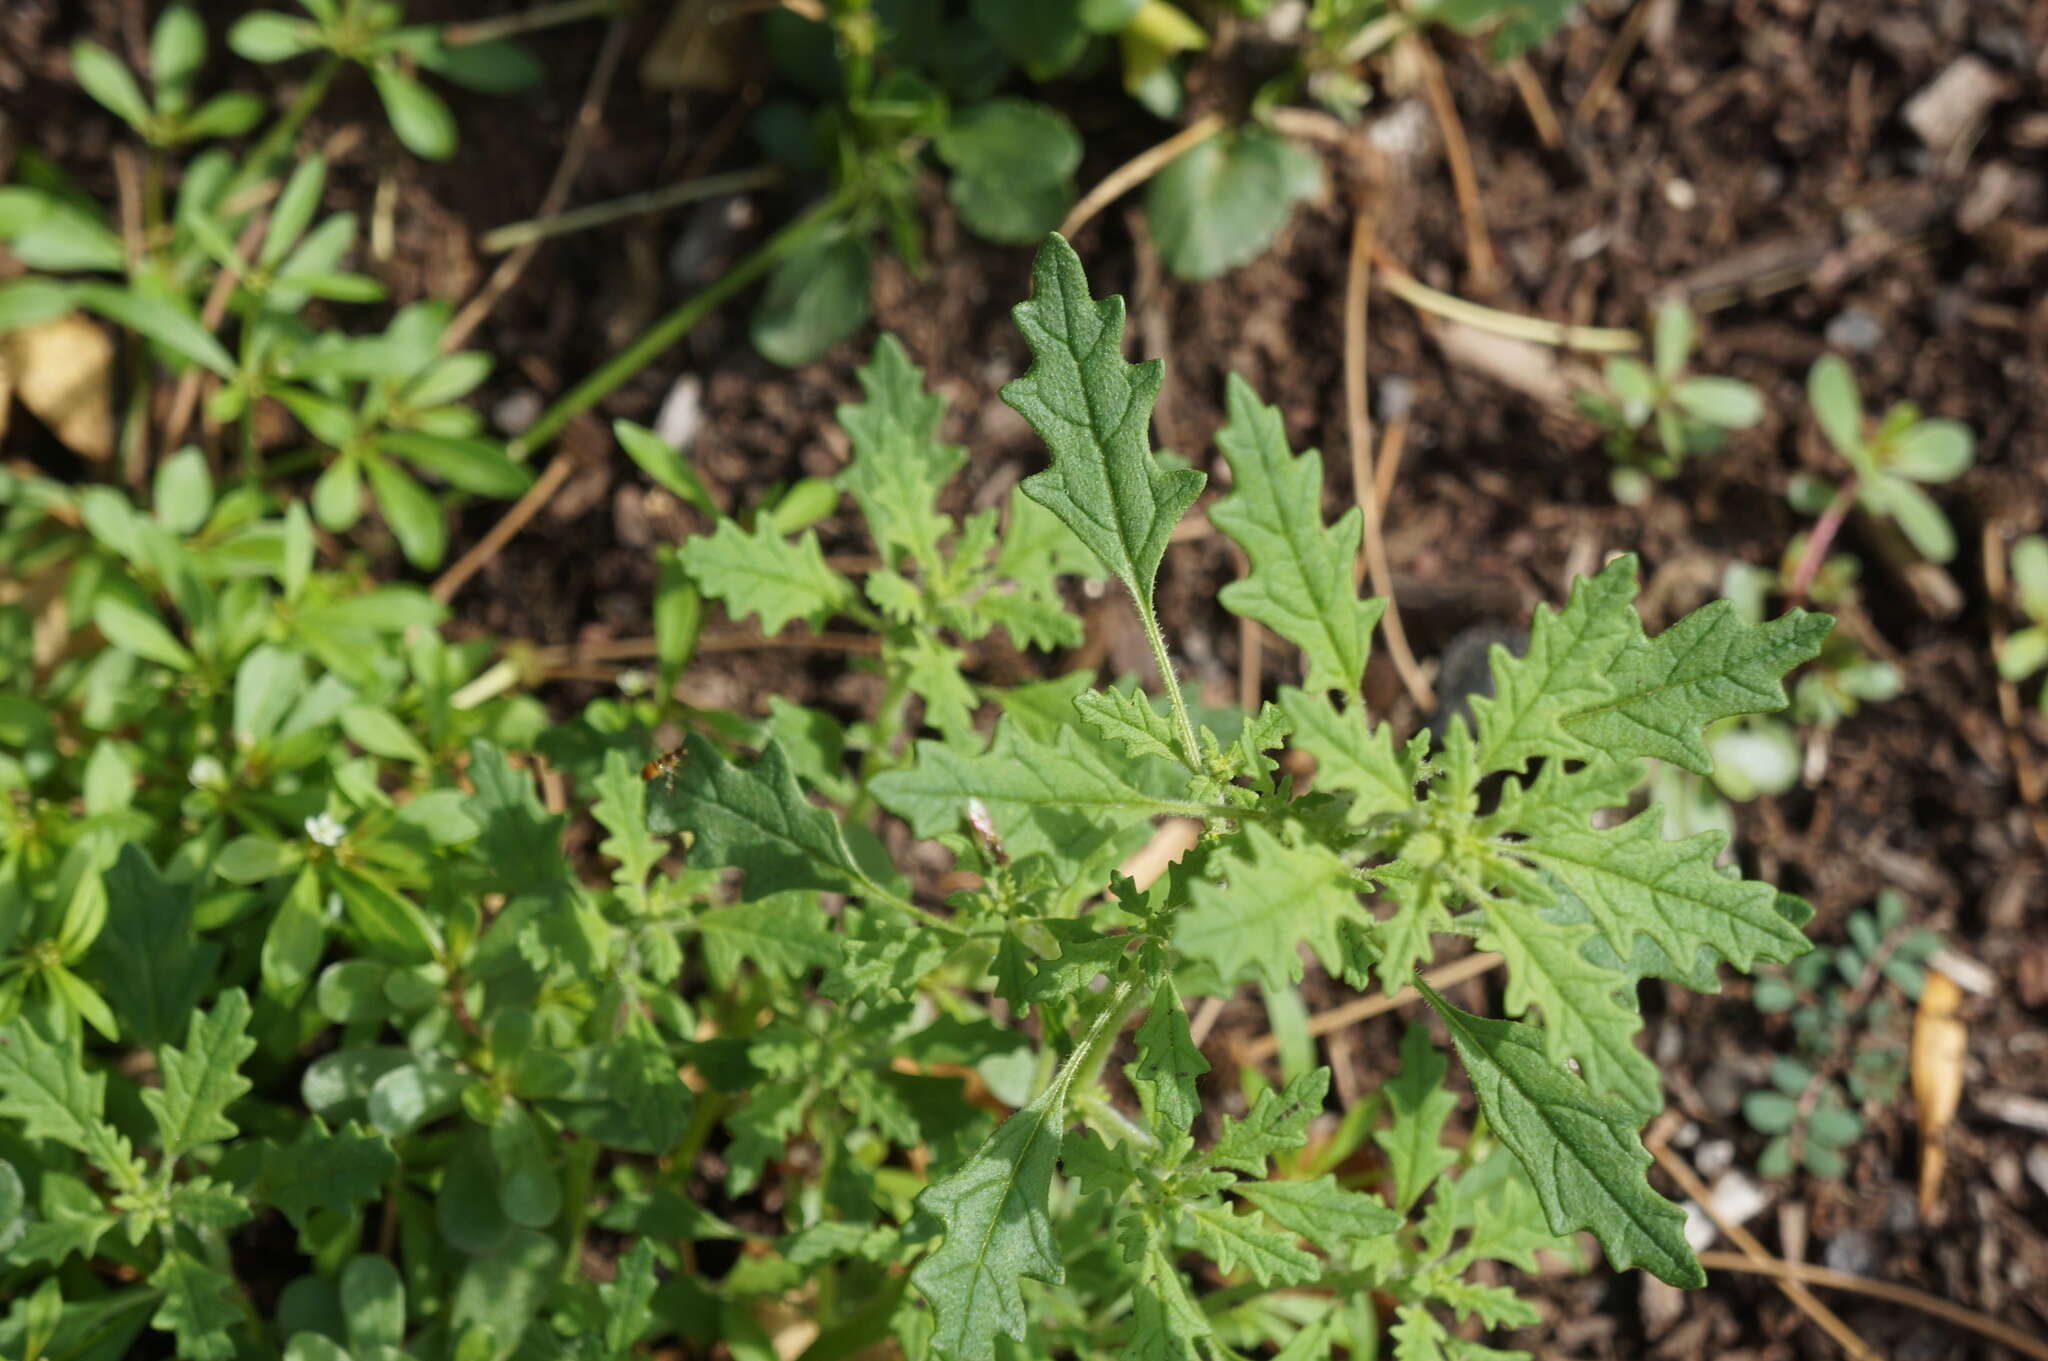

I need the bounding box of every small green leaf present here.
[1210,375,1384,695]
[948,175,1071,246]
[257,1120,399,1232]
[1560,596,1831,775]
[1742,1090,1796,1135]
[371,66,457,159]
[339,1254,405,1352]
[1888,419,1972,482]
[380,432,531,497]
[1673,377,1763,430]
[614,419,716,513]
[149,1249,242,1361]
[154,445,214,534]
[72,42,152,128]
[1004,233,1204,604]
[1372,1022,1459,1211]
[911,1083,1070,1361]
[872,721,1196,869]
[1805,1105,1861,1149]
[1211,1067,1329,1177]
[835,335,962,569]
[1235,1174,1400,1247]
[1522,810,1812,977]
[1862,475,1955,564]
[1185,1200,1319,1285]
[751,231,871,367]
[73,282,235,376]
[184,91,266,138]
[1650,300,1694,381]
[937,99,1082,187]
[142,989,256,1158]
[1417,982,1702,1288]
[364,453,447,568]
[645,736,864,898]
[677,517,851,635]
[1073,686,1180,764]
[1127,978,1208,1138]
[151,6,207,97]
[96,844,219,1047]
[1179,825,1365,989]
[1806,356,1865,462]
[1145,127,1321,281]
[228,11,321,61]
[92,595,195,671]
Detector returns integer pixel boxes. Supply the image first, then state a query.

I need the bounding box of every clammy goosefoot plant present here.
[643,234,1832,1356]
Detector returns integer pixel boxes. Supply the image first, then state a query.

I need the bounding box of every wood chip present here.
[1901,56,2010,169]
[1912,971,1966,1217]
[1976,1090,2048,1136]
[1,314,115,460]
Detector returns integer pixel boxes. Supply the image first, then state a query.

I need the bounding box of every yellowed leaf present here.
[3,314,115,460]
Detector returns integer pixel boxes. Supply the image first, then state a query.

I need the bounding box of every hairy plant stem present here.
[1787,477,1859,606]
[1136,597,1203,774]
[507,190,853,462]
[1064,975,1144,1107]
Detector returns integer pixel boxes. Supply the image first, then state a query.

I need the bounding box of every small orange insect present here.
[641,747,686,789]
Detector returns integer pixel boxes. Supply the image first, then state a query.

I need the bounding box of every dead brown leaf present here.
[2,313,115,460]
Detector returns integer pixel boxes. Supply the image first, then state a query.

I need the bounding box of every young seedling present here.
[1796,353,1975,579]
[1578,298,1763,504]
[1998,535,2048,712]
[70,5,266,147]
[228,0,540,160]
[1745,890,1942,1179]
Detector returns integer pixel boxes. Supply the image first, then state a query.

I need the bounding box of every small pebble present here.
[655,374,706,453]
[2025,1147,2048,1199]
[1663,179,1698,210]
[492,389,542,436]
[1695,1139,1735,1178]
[1825,308,1884,352]
[1376,375,1414,423]
[1822,1228,1879,1277]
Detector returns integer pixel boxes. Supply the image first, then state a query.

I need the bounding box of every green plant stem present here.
[478,165,783,254]
[1064,974,1144,1104]
[1787,476,1858,606]
[231,55,343,197]
[1136,597,1203,774]
[442,0,620,46]
[507,190,852,462]
[556,1133,602,1283]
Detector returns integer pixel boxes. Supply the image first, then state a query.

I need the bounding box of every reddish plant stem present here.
[1787,477,1858,606]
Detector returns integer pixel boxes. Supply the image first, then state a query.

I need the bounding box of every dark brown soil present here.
[7,0,2048,1356]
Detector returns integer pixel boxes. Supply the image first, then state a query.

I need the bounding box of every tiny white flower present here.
[326,891,345,921]
[616,668,649,697]
[304,812,347,847]
[188,755,227,790]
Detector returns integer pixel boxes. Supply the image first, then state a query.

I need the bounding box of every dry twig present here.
[1345,206,1434,711]
[443,12,634,352]
[1694,1252,2048,1361]
[430,449,576,603]
[1060,113,1229,240]
[1409,33,1497,294]
[1576,0,1658,123]
[1647,1137,1880,1361]
[1240,953,1501,1065]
